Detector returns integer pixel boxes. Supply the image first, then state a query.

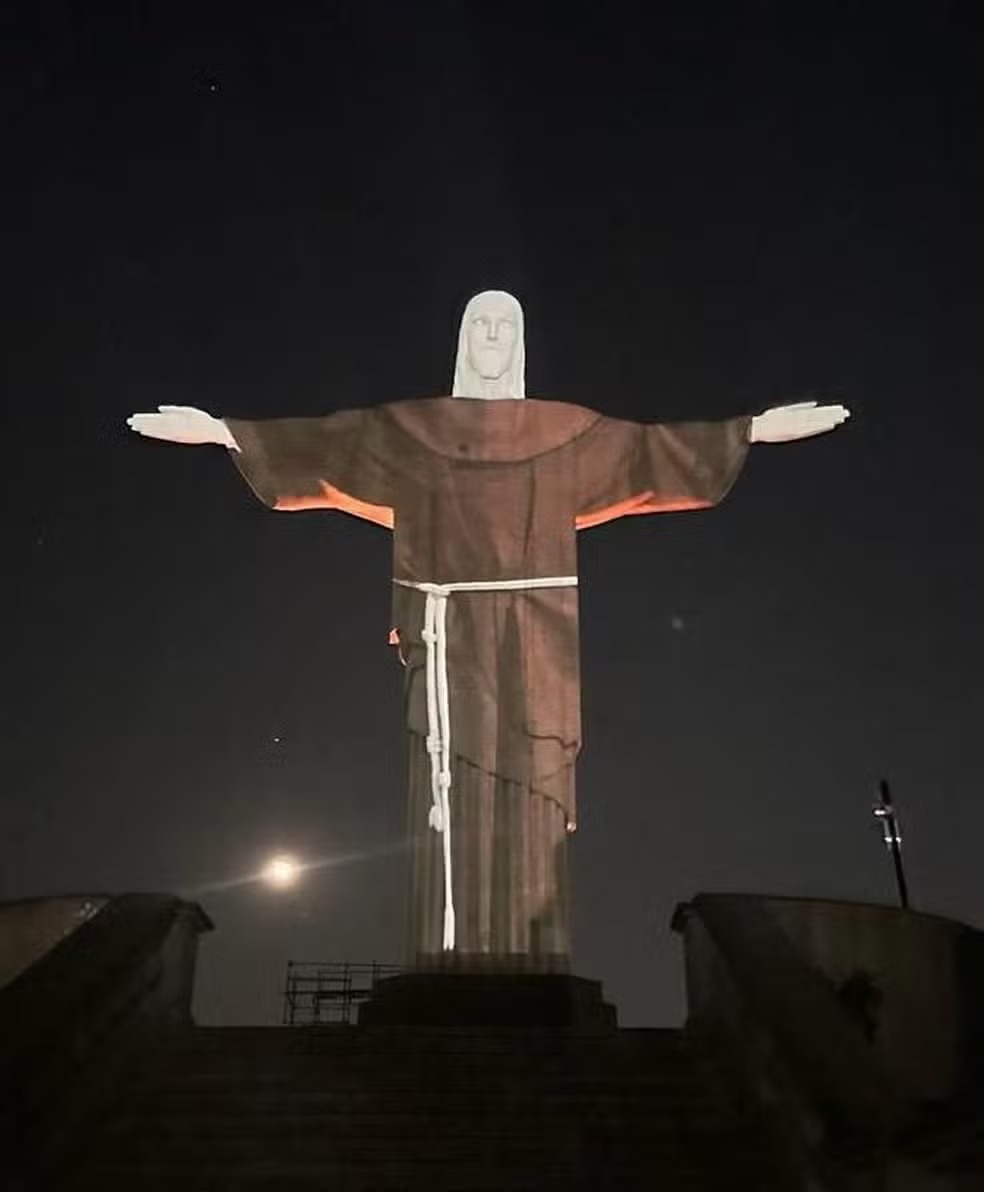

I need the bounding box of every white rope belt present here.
[393,575,578,950]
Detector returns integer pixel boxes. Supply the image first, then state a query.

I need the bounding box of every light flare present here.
[178,839,409,898]
[263,854,301,889]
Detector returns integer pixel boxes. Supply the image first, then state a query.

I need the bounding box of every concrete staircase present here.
[62,1024,776,1191]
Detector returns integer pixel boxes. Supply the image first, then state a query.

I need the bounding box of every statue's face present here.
[465,294,518,381]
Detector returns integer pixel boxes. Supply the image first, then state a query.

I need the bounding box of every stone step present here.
[154,1065,705,1088]
[146,1069,696,1091]
[60,1025,769,1192]
[70,1123,760,1191]
[74,1129,748,1167]
[94,1106,736,1141]
[131,1095,728,1124]
[82,1130,729,1158]
[173,1024,690,1043]
[165,1026,691,1058]
[148,1068,706,1092]
[144,1028,703,1076]
[78,1101,752,1180]
[68,1158,722,1192]
[125,1076,734,1117]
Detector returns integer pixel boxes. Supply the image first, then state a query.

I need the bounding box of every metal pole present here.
[873,778,909,910]
[283,960,294,1025]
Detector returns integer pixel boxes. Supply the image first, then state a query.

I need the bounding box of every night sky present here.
[3,1,983,1027]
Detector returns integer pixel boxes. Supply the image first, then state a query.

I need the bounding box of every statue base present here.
[357,966,617,1029]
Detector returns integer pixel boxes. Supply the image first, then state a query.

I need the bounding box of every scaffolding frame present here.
[281,961,402,1025]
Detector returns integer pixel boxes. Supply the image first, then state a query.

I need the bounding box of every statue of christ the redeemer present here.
[128,290,848,971]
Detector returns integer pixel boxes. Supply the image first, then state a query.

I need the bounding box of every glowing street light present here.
[262,854,301,890]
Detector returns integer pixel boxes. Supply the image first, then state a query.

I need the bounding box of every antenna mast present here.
[873,778,909,910]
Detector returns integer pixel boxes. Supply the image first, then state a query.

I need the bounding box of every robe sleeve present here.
[575,414,752,530]
[223,409,395,528]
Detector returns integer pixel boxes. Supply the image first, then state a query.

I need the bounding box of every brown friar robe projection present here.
[226,397,750,971]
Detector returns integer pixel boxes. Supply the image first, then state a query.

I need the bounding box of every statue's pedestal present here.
[358,969,617,1030]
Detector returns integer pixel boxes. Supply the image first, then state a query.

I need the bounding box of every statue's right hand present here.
[126,405,239,450]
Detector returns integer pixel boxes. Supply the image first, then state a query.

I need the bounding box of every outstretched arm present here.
[575,399,850,530]
[127,405,240,450]
[127,403,394,526]
[575,413,752,528]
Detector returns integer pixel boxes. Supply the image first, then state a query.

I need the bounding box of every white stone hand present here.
[749,400,851,444]
[126,405,239,451]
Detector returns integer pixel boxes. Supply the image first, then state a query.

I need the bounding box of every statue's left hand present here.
[749,401,851,444]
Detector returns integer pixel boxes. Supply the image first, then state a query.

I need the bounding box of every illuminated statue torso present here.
[224,326,752,963]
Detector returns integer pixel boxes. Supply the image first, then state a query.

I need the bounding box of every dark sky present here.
[3,0,983,1027]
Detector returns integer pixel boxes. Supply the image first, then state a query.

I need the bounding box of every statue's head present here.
[452,290,525,400]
